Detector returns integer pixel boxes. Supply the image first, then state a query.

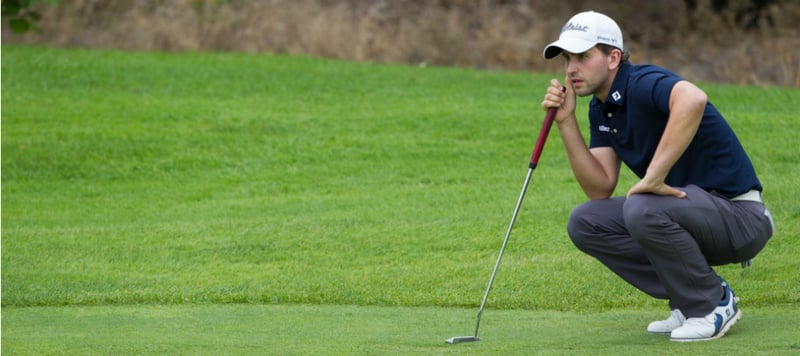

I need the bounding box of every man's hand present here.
[541,78,573,123]
[626,176,686,199]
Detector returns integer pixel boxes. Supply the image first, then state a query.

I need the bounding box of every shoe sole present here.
[648,331,672,335]
[670,309,741,342]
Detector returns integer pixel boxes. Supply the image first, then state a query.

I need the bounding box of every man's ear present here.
[608,49,622,70]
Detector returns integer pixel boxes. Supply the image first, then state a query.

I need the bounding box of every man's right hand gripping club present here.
[541,78,573,124]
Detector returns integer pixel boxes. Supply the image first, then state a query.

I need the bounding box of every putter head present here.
[445,336,479,344]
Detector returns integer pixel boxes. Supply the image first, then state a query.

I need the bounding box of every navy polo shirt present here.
[588,62,762,198]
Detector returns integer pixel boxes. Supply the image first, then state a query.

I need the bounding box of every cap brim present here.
[543,38,598,59]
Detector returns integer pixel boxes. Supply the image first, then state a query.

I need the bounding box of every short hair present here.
[596,44,630,63]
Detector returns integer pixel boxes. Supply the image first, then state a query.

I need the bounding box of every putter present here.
[446,106,558,344]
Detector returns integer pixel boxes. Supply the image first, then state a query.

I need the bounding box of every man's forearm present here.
[557,117,618,199]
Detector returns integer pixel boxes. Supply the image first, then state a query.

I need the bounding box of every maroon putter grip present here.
[529,107,557,168]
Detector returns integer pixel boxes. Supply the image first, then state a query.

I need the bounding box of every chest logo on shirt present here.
[599,125,611,133]
[612,90,622,101]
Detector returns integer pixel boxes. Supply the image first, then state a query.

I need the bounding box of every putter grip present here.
[529,107,557,169]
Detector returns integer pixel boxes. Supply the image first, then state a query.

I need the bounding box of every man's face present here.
[561,47,613,98]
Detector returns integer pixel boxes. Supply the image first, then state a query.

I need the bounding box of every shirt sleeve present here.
[631,68,683,116]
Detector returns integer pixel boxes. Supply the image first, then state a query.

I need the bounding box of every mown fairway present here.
[2,46,799,354]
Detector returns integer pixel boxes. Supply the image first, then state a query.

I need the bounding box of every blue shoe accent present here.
[714,279,739,337]
[714,279,739,336]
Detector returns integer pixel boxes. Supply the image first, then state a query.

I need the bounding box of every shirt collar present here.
[592,61,631,108]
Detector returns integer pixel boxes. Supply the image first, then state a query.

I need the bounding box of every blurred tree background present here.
[3,0,798,86]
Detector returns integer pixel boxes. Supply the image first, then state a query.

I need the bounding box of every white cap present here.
[543,11,623,59]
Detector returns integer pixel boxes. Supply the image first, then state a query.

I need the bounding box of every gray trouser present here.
[567,185,774,318]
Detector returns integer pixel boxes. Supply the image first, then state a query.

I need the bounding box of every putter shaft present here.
[446,107,557,345]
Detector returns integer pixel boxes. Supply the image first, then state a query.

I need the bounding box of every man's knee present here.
[566,198,627,254]
[566,205,589,249]
[567,202,604,252]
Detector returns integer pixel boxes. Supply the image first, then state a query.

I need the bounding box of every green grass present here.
[3,304,800,355]
[2,45,800,354]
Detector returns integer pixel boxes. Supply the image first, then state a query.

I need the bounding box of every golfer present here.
[540,11,774,342]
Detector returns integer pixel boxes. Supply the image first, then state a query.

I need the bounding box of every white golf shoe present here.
[670,280,741,342]
[647,309,686,334]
